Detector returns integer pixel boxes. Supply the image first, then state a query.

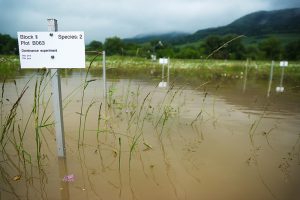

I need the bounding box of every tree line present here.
[0,34,18,54]
[86,34,300,60]
[1,33,299,60]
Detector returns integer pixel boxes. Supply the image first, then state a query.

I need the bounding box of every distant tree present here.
[104,37,125,55]
[245,45,262,60]
[137,44,152,58]
[221,34,246,60]
[0,34,18,54]
[284,40,300,60]
[176,47,199,59]
[154,42,175,58]
[202,35,223,58]
[86,40,103,51]
[259,37,282,60]
[150,40,164,55]
[122,42,142,56]
[198,46,206,59]
[202,34,246,59]
[157,47,175,58]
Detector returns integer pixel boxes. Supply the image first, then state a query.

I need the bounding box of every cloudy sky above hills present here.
[0,0,299,42]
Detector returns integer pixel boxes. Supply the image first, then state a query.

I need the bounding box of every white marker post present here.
[267,60,274,97]
[158,58,169,88]
[48,19,65,157]
[276,61,288,93]
[167,57,170,86]
[102,50,106,97]
[243,59,249,93]
[162,63,165,80]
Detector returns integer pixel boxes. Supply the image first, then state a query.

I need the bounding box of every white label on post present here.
[159,58,168,64]
[17,32,85,68]
[279,61,288,67]
[159,81,167,88]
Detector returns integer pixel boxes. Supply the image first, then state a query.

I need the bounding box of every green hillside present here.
[118,8,300,60]
[124,32,188,44]
[125,8,300,46]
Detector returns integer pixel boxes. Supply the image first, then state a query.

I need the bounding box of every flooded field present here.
[1,69,300,200]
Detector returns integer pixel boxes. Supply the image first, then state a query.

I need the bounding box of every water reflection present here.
[58,158,70,200]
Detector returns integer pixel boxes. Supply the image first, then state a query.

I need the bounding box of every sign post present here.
[48,19,65,157]
[242,59,249,93]
[17,19,85,157]
[102,51,106,97]
[267,60,274,97]
[276,61,288,93]
[158,58,169,88]
[167,57,170,86]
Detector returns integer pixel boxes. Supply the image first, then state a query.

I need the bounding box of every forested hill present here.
[126,8,300,44]
[174,7,300,44]
[124,32,188,44]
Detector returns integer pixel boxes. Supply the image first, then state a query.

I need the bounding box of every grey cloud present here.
[0,0,299,42]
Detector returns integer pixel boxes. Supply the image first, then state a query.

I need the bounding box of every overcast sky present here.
[0,0,299,43]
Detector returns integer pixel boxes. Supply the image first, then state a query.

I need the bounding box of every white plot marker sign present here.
[158,58,169,88]
[17,19,86,157]
[17,31,85,68]
[159,58,169,65]
[279,61,288,67]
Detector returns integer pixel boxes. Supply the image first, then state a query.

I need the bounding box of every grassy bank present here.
[1,55,300,84]
[87,55,300,84]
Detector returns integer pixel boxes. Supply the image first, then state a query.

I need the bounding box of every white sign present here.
[17,32,85,68]
[151,54,157,61]
[159,58,169,65]
[158,81,167,88]
[276,86,284,92]
[279,61,288,67]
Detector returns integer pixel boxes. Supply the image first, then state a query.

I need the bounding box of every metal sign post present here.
[279,67,285,88]
[48,19,66,157]
[267,60,274,97]
[242,59,249,93]
[162,63,165,81]
[167,58,170,87]
[158,58,168,88]
[102,50,106,97]
[18,19,85,157]
[276,61,288,93]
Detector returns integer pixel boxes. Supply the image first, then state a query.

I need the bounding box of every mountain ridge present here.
[124,7,300,44]
[124,31,189,43]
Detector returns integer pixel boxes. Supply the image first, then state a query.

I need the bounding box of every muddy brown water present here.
[1,71,300,200]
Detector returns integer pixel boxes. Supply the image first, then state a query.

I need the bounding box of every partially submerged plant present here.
[78,53,101,148]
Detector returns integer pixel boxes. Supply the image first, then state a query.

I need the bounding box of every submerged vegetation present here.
[0,54,300,199]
